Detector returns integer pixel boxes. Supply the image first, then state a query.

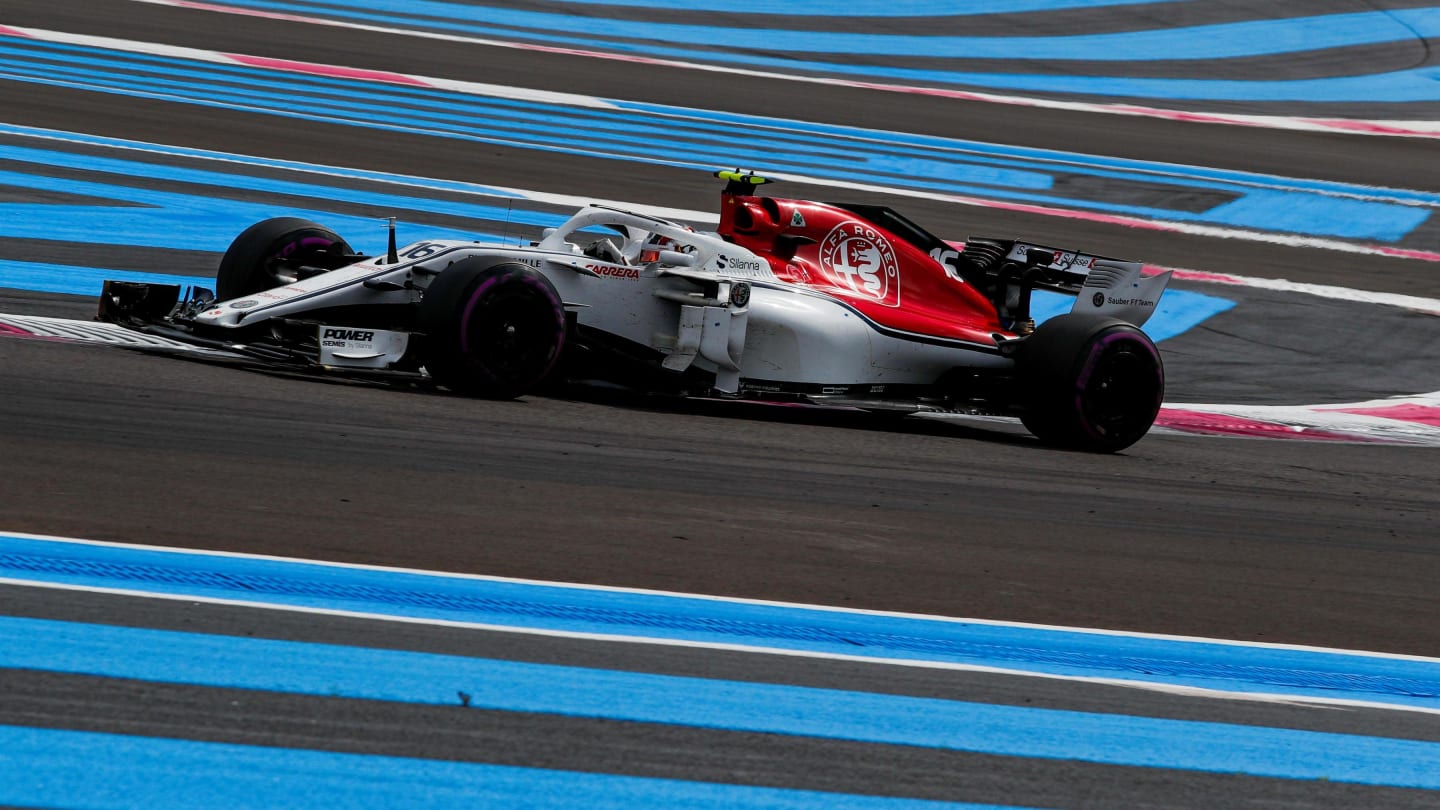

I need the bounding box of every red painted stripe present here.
[1311,118,1440,137]
[171,0,316,24]
[1372,245,1440,261]
[0,323,34,336]
[1158,267,1248,284]
[0,26,34,38]
[1155,409,1380,442]
[1331,403,1440,427]
[225,53,434,87]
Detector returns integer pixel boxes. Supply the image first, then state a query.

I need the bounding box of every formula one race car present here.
[97,171,1170,451]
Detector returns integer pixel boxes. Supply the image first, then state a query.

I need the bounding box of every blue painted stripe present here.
[178,1,1440,61]
[550,0,1183,15]
[0,70,1065,202]
[0,144,572,230]
[1201,188,1440,242]
[0,725,1012,810]
[0,123,528,201]
[1,43,1430,242]
[6,76,1431,217]
[0,162,498,253]
[0,46,1063,192]
[886,66,1440,104]
[3,615,1439,788]
[0,260,209,297]
[0,58,1063,193]
[608,101,1440,207]
[2,534,1437,709]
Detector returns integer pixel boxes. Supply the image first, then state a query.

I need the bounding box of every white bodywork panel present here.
[318,326,410,368]
[192,257,414,327]
[730,288,1005,386]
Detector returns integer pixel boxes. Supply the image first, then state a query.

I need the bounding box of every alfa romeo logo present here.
[819,221,900,307]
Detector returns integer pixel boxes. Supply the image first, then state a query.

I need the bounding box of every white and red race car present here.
[97,171,1171,451]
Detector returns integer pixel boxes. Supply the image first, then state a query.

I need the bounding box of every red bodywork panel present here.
[717,191,1007,346]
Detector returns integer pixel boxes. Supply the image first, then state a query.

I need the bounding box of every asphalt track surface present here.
[3,1,1440,807]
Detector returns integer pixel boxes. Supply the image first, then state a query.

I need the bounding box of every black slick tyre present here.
[1018,313,1164,453]
[216,217,353,300]
[418,259,566,399]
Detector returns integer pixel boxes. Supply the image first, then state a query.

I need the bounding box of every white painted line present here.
[1160,267,1440,316]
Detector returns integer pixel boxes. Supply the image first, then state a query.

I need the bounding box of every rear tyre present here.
[216,217,353,300]
[1018,313,1164,453]
[418,259,566,399]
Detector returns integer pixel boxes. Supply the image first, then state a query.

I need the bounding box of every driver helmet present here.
[639,234,676,265]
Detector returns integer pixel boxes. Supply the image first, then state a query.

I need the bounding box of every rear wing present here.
[992,242,1170,328]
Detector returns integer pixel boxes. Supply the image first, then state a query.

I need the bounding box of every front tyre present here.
[418,259,566,399]
[216,217,354,300]
[1018,313,1164,453]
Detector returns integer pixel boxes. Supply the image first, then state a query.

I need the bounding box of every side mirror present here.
[654,250,697,267]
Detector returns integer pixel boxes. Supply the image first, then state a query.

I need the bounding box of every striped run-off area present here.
[3,533,1440,808]
[114,0,1440,134]
[1,28,1436,256]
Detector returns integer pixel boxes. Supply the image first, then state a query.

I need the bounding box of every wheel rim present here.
[1076,333,1162,442]
[461,283,561,385]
